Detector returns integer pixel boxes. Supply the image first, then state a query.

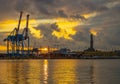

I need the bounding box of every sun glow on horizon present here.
[40,47,48,51]
[0,45,6,51]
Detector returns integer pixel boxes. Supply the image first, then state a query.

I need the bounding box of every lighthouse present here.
[84,33,95,51]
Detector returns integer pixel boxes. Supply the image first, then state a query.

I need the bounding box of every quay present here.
[0,51,120,59]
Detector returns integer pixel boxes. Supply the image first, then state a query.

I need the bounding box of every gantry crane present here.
[3,12,30,56]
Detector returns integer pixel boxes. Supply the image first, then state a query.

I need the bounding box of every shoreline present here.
[0,51,120,60]
[0,54,120,60]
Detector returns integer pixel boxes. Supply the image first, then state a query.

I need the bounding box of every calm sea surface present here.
[0,59,120,84]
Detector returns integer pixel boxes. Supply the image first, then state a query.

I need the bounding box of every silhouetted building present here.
[52,48,71,54]
[32,48,39,55]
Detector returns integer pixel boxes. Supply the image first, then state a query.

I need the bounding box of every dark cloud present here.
[71,14,87,21]
[58,10,68,18]
[51,23,60,31]
[0,0,120,50]
[0,0,109,19]
[57,10,87,21]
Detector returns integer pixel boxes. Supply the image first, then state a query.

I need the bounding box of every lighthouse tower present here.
[84,33,95,51]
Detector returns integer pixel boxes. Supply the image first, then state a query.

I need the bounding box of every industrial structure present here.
[85,33,95,51]
[3,12,30,56]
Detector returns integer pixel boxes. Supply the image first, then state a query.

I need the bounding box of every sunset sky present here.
[0,0,120,51]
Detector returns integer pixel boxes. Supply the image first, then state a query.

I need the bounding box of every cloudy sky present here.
[0,0,120,51]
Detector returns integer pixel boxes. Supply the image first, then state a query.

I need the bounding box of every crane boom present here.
[25,14,29,39]
[16,11,23,35]
[26,14,29,28]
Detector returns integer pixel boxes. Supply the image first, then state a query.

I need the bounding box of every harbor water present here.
[0,59,120,84]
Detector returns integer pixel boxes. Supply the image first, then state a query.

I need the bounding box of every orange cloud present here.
[52,18,79,40]
[0,18,81,40]
[0,19,42,39]
[82,12,97,19]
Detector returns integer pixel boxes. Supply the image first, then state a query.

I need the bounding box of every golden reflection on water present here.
[0,60,30,84]
[43,60,48,84]
[27,60,41,84]
[51,60,77,84]
[0,59,99,84]
[0,60,78,84]
[0,61,10,84]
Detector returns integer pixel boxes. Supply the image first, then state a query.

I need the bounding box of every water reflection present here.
[0,60,94,84]
[51,60,77,84]
[0,60,30,84]
[90,63,95,84]
[0,61,10,84]
[43,60,48,84]
[0,59,120,84]
[27,60,41,84]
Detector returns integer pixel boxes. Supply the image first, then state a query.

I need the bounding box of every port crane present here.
[3,12,30,56]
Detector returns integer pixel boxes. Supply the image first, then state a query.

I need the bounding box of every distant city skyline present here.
[0,0,120,51]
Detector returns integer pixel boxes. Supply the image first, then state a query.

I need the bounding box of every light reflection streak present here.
[90,63,95,84]
[43,60,48,84]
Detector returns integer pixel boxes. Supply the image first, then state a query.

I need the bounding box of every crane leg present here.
[28,37,30,56]
[21,40,24,56]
